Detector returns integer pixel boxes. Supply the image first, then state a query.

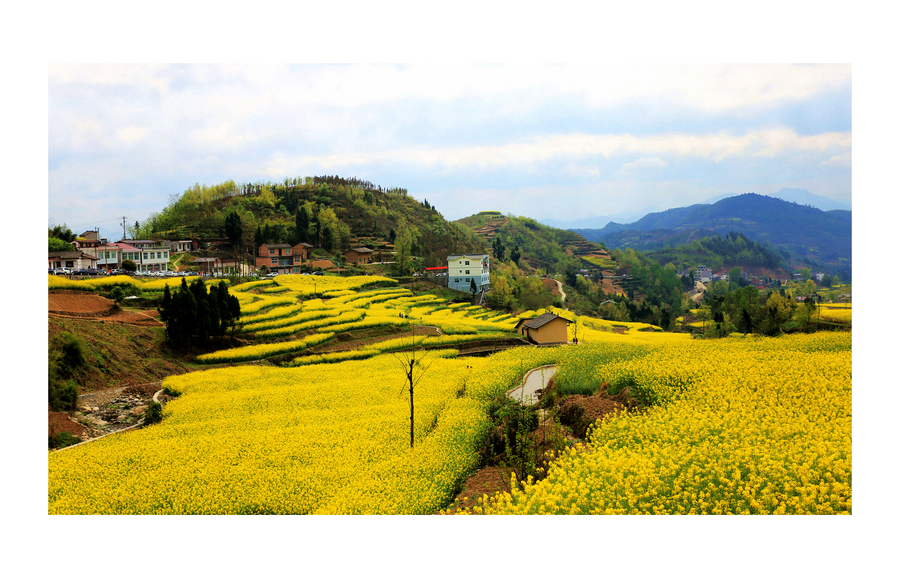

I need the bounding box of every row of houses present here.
[254,243,375,275]
[49,229,208,272]
[53,230,494,298]
[50,231,192,272]
[670,264,829,293]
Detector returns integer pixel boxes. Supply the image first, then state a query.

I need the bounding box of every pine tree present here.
[254,226,264,254]
[296,206,309,243]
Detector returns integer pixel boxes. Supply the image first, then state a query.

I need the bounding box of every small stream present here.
[507,365,558,405]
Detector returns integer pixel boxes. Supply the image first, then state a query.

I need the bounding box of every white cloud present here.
[47,63,853,230]
[621,157,669,172]
[820,151,852,167]
[269,129,850,172]
[116,126,147,143]
[49,63,850,118]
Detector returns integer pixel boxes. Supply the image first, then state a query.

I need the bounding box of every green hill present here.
[136,176,485,269]
[455,213,613,275]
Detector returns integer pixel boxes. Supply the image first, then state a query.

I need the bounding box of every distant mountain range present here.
[569,193,851,273]
[766,188,851,212]
[544,188,850,231]
[540,207,657,230]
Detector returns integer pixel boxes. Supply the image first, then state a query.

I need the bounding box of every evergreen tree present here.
[190,279,211,345]
[254,226,265,254]
[296,206,309,243]
[322,226,334,251]
[224,211,243,247]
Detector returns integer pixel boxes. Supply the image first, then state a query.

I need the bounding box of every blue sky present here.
[48,63,851,238]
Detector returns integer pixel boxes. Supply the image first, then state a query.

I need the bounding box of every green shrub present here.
[145,401,163,425]
[48,378,78,411]
[49,431,81,450]
[60,332,86,369]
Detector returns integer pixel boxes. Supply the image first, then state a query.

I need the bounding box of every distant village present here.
[48,230,491,294]
[50,229,833,310]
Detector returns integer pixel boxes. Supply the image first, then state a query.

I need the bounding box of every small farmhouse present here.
[514,312,572,345]
[344,247,373,265]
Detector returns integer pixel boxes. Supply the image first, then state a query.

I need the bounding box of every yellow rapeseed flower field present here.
[460,332,851,515]
[49,347,550,514]
[49,270,851,515]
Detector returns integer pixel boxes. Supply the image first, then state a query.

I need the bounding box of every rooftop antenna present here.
[120,216,127,240]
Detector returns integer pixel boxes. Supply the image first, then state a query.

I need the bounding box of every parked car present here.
[266,272,279,278]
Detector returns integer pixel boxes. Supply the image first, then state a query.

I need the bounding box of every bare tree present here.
[392,323,434,448]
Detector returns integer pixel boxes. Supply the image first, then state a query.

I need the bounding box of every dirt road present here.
[691,282,706,304]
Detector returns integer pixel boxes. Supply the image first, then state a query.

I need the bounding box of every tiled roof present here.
[49,251,98,260]
[517,312,572,330]
[263,243,292,248]
[350,247,373,253]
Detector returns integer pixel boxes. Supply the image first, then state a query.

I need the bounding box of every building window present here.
[465,261,469,265]
[465,270,470,274]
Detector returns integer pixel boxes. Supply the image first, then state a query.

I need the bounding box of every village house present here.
[94,243,123,271]
[514,312,572,345]
[256,242,313,274]
[344,247,373,265]
[447,254,490,293]
[169,240,199,253]
[115,240,171,272]
[49,250,98,271]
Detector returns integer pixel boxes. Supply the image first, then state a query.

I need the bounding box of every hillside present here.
[571,193,851,277]
[136,176,486,269]
[455,212,616,275]
[641,232,788,274]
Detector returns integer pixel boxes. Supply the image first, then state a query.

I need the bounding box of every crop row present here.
[195,332,335,364]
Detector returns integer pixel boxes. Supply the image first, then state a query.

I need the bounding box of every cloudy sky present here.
[47,63,851,237]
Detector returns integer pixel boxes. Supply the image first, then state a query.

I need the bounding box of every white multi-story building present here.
[447,254,490,293]
[117,240,171,272]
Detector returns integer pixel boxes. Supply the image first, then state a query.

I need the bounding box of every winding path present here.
[554,280,567,306]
